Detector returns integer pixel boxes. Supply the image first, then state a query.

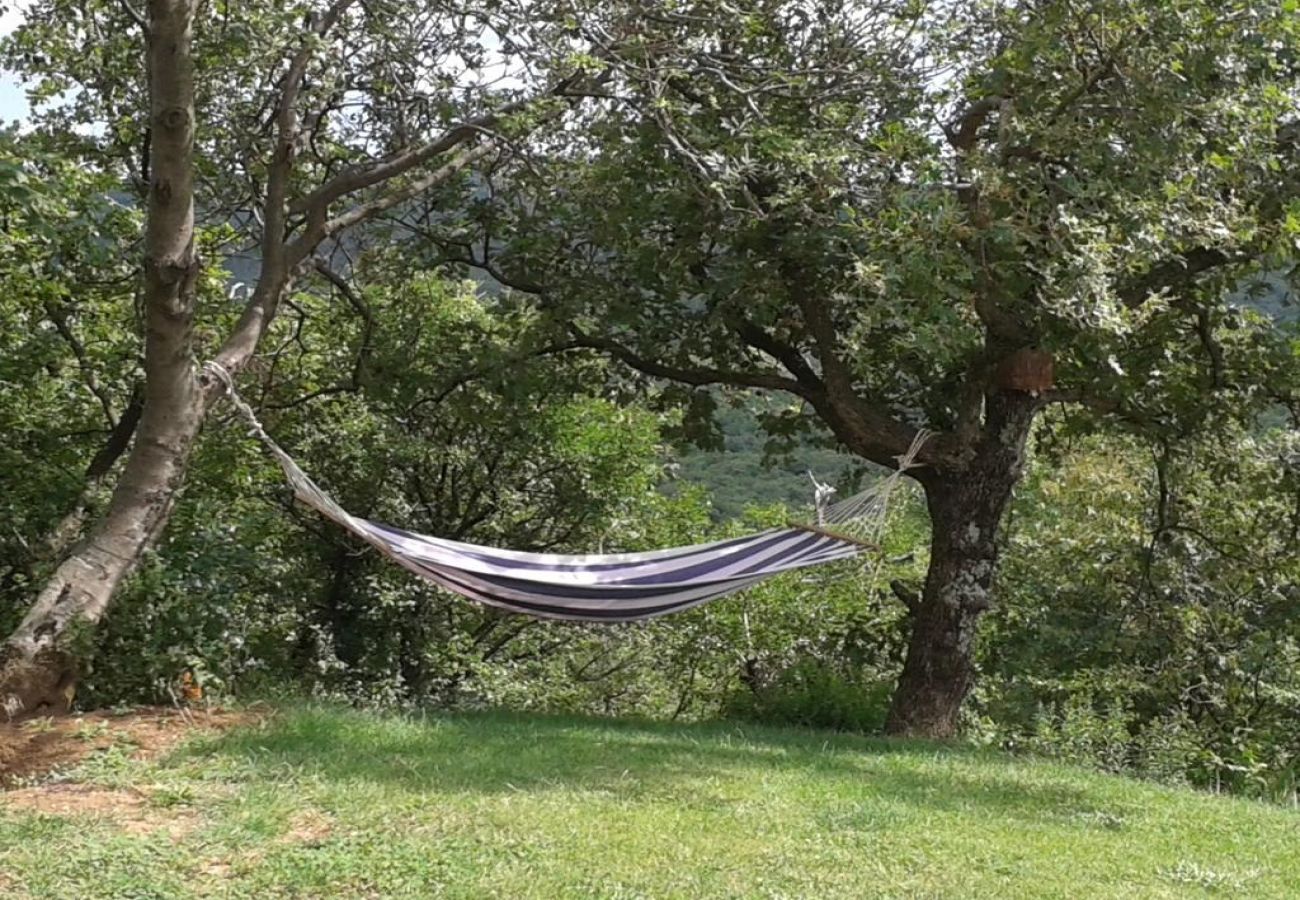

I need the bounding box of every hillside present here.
[2,705,1296,898]
[671,403,865,520]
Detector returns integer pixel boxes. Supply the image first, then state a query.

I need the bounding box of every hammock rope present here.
[203,361,927,623]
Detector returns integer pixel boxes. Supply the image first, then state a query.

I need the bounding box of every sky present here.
[0,2,520,128]
[0,2,29,124]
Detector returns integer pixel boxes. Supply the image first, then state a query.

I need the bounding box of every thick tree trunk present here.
[885,392,1037,738]
[0,1,201,719]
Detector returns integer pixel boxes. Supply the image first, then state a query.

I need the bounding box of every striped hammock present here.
[206,363,921,622]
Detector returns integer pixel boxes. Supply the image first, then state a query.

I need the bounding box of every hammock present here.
[205,362,924,622]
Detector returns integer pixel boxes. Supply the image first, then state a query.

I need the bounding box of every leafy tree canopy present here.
[462,0,1300,461]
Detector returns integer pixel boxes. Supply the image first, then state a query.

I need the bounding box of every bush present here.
[724,660,893,734]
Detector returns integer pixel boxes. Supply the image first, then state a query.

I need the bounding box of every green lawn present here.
[1,706,1297,898]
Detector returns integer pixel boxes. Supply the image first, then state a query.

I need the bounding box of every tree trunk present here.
[885,392,1037,738]
[40,386,145,563]
[322,543,365,669]
[0,1,201,719]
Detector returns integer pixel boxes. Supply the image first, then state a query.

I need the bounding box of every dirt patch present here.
[3,783,200,839]
[281,808,335,846]
[0,706,262,788]
[195,857,236,879]
[4,782,148,816]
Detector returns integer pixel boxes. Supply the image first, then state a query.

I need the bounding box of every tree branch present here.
[265,0,356,252]
[84,385,143,480]
[43,301,121,430]
[212,0,357,374]
[1043,34,1132,127]
[1117,247,1242,308]
[405,340,588,413]
[288,71,590,220]
[426,238,548,295]
[791,290,934,468]
[568,325,816,399]
[890,579,920,615]
[116,0,146,31]
[290,142,497,262]
[312,259,375,388]
[730,318,823,390]
[944,95,1005,152]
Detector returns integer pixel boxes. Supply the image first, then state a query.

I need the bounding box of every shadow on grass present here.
[181,706,1102,822]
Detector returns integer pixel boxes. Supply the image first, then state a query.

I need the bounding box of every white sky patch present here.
[0,4,555,136]
[0,1,31,124]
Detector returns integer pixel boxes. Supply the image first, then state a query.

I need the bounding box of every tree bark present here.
[39,386,146,563]
[0,0,201,718]
[885,391,1038,738]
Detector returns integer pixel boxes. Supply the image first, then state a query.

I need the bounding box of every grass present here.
[2,705,1298,898]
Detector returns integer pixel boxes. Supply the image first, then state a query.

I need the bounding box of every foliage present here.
[484,0,1300,444]
[0,135,141,610]
[975,426,1300,802]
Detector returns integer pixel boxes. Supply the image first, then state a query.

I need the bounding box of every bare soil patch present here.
[281,808,335,846]
[0,705,261,788]
[2,782,201,839]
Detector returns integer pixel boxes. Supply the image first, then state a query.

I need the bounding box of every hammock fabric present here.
[206,362,908,623]
[285,451,866,622]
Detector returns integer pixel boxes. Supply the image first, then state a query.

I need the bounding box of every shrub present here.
[724,660,893,734]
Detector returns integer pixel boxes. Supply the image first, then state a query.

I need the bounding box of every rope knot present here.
[202,360,234,394]
[893,429,932,472]
[807,471,838,526]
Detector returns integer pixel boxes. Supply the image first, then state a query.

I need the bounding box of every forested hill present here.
[1240,272,1297,322]
[672,404,860,520]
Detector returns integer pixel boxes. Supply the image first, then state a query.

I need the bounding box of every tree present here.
[982,424,1300,798]
[454,0,1300,735]
[0,0,596,715]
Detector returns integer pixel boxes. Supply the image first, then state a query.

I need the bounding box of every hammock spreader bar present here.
[204,362,921,623]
